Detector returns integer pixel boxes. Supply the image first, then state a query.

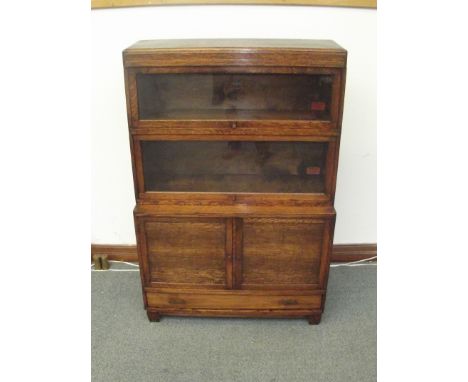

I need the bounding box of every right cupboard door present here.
[235,217,332,290]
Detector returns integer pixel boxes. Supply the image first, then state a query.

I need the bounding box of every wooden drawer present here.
[147,291,322,310]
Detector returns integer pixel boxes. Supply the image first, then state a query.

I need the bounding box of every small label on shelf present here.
[311,101,326,111]
[306,167,321,175]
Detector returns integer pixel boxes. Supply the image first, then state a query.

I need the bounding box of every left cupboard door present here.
[135,216,233,290]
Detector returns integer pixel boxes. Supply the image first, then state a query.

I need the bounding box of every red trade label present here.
[306,167,321,175]
[311,101,326,111]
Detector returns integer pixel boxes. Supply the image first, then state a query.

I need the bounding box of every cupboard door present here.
[236,218,329,289]
[141,217,232,289]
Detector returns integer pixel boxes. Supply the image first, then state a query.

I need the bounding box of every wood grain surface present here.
[91,242,376,263]
[93,1,376,10]
[118,39,354,323]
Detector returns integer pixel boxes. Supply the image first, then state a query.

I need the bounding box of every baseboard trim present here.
[91,243,377,263]
[331,243,377,262]
[91,244,138,262]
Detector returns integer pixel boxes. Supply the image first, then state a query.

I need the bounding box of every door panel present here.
[238,217,325,289]
[143,217,230,288]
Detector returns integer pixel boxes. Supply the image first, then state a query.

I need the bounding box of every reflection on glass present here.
[142,141,327,193]
[137,74,332,121]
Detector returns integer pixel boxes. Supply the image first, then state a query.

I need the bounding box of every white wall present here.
[91,5,376,244]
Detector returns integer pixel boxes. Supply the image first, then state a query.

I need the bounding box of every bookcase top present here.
[123,39,347,68]
[125,39,346,52]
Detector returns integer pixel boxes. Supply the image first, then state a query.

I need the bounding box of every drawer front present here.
[147,292,321,310]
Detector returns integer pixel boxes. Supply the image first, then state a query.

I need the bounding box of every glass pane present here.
[142,141,327,193]
[137,73,333,121]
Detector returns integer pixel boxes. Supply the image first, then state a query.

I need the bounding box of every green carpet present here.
[92,266,376,382]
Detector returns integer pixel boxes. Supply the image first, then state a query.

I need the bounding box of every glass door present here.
[136,73,334,121]
[140,140,328,194]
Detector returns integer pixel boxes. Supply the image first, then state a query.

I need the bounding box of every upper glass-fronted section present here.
[137,73,333,121]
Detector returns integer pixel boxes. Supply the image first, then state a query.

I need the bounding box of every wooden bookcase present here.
[123,39,347,324]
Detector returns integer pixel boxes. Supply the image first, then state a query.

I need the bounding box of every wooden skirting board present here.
[91,243,377,263]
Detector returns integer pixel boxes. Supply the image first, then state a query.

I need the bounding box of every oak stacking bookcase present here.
[123,39,347,324]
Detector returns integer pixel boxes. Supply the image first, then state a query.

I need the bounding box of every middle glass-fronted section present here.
[141,141,327,193]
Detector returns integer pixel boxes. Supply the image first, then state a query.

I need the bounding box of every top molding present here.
[92,0,376,10]
[123,39,347,68]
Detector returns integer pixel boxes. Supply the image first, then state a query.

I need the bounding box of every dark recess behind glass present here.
[142,141,327,193]
[137,73,333,121]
